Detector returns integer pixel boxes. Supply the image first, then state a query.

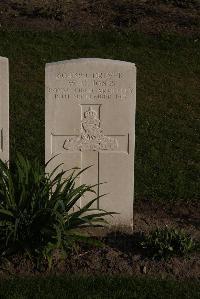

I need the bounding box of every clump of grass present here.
[0,153,114,268]
[140,226,198,259]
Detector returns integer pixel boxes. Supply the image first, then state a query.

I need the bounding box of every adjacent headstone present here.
[0,57,9,163]
[45,58,136,226]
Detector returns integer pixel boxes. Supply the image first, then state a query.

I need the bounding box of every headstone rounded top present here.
[46,58,136,68]
[0,56,8,62]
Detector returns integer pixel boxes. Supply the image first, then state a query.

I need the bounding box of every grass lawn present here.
[0,275,199,299]
[0,30,199,202]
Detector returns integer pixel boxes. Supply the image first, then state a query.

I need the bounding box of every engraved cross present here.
[52,104,129,207]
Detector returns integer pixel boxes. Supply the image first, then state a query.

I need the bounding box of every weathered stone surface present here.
[45,58,136,226]
[0,57,9,163]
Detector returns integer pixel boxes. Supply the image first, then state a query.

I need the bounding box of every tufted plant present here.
[0,153,113,267]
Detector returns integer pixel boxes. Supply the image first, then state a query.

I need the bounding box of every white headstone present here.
[0,57,9,163]
[45,58,136,226]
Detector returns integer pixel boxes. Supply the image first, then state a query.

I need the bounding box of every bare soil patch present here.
[0,0,199,35]
[1,200,199,280]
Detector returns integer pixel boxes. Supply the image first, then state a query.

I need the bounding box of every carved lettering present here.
[56,72,122,80]
[48,71,134,101]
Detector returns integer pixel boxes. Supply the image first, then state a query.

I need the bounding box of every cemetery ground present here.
[0,1,199,298]
[0,29,199,297]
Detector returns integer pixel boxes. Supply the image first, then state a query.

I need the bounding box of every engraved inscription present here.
[47,71,135,101]
[56,72,122,80]
[48,87,134,101]
[63,107,118,151]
